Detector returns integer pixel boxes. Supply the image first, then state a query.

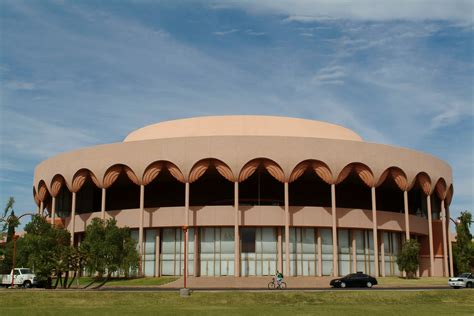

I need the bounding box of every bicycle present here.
[268,277,287,290]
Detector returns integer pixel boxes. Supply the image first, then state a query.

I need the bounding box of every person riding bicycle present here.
[275,270,284,286]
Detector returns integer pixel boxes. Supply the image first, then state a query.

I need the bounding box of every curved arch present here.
[37,180,49,202]
[239,158,285,183]
[143,161,164,186]
[50,174,66,198]
[445,184,454,206]
[103,164,124,189]
[337,162,374,187]
[289,160,333,184]
[33,187,40,207]
[124,165,140,185]
[72,169,96,193]
[434,177,448,200]
[389,167,408,191]
[415,172,432,196]
[189,158,235,183]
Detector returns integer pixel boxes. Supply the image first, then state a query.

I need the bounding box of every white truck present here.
[448,272,473,289]
[0,268,37,288]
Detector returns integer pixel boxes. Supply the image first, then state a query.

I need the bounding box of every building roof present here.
[124,115,364,142]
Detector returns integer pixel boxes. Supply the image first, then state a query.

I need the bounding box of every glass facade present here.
[283,228,318,276]
[161,227,195,276]
[241,227,278,276]
[383,231,401,276]
[199,227,234,276]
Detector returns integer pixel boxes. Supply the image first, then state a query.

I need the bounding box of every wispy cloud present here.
[312,65,346,85]
[3,81,36,90]
[245,29,266,36]
[213,29,238,36]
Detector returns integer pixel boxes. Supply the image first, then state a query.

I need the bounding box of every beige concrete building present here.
[33,116,454,277]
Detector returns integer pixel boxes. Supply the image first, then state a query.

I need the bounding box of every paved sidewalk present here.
[159,276,333,289]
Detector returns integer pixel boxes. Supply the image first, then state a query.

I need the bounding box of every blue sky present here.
[0,0,473,232]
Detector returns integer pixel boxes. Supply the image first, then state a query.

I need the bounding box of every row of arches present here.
[34,158,453,217]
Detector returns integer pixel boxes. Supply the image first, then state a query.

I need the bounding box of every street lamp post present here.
[179,226,190,297]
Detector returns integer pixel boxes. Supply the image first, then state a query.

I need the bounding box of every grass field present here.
[59,276,179,288]
[0,290,472,315]
[377,276,448,286]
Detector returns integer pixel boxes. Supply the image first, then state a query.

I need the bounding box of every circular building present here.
[33,116,454,278]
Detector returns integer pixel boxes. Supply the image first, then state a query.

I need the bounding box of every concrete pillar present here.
[51,197,56,225]
[371,187,379,277]
[234,182,240,276]
[427,195,434,276]
[139,185,145,276]
[447,206,454,277]
[71,192,76,246]
[441,200,448,277]
[404,190,410,240]
[331,184,338,277]
[101,188,106,220]
[185,182,189,277]
[277,227,283,273]
[194,227,199,277]
[317,229,322,276]
[284,182,290,276]
[155,228,161,277]
[352,230,357,273]
[380,232,385,277]
[40,201,44,217]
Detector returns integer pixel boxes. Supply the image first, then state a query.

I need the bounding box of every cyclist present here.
[275,270,284,287]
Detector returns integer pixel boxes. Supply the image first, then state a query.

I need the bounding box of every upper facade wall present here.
[33,135,452,195]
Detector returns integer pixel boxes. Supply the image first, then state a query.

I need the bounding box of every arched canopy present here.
[142,161,186,185]
[445,184,454,206]
[189,158,235,183]
[289,160,333,184]
[71,169,95,193]
[434,178,447,200]
[239,158,285,183]
[50,174,65,198]
[415,172,432,196]
[33,187,40,207]
[337,162,375,187]
[37,180,49,202]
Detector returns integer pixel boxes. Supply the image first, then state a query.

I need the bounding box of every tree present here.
[18,215,73,288]
[80,218,139,285]
[397,239,420,279]
[453,211,474,273]
[0,197,20,274]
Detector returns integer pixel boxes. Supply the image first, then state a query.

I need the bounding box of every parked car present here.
[330,272,378,288]
[448,273,473,289]
[0,268,38,288]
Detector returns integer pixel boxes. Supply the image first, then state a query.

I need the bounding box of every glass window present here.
[241,228,256,253]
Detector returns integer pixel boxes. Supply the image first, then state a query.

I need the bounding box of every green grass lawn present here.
[0,290,472,315]
[60,276,179,288]
[378,276,448,286]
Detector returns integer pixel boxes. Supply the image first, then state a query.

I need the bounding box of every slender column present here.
[427,195,434,276]
[404,191,410,240]
[71,192,76,246]
[139,185,144,276]
[371,187,379,277]
[284,182,290,276]
[441,200,448,277]
[331,184,338,276]
[317,229,322,276]
[194,227,199,277]
[40,201,44,217]
[51,197,56,225]
[155,228,161,277]
[101,188,106,220]
[185,182,189,277]
[448,228,454,277]
[234,182,240,276]
[352,230,357,273]
[380,232,385,277]
[277,227,283,273]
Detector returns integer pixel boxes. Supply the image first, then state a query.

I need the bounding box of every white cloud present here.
[213,29,239,36]
[299,32,313,37]
[213,0,473,22]
[4,81,36,90]
[245,29,266,36]
[312,65,346,85]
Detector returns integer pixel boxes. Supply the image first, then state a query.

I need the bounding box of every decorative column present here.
[404,191,410,240]
[194,228,199,277]
[441,200,448,277]
[277,227,283,273]
[184,182,190,277]
[155,228,161,277]
[371,187,379,277]
[427,195,434,276]
[51,197,56,225]
[71,192,76,246]
[234,182,240,276]
[284,182,290,276]
[447,206,454,277]
[331,184,338,277]
[380,233,385,277]
[139,185,145,276]
[101,188,106,220]
[352,230,357,273]
[40,201,44,217]
[317,229,322,277]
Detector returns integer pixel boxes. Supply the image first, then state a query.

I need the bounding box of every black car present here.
[330,272,378,288]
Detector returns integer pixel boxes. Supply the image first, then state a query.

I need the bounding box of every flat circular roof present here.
[124,116,363,142]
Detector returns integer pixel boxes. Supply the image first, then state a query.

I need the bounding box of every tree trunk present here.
[53,274,60,289]
[63,271,69,289]
[92,272,111,289]
[67,271,77,289]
